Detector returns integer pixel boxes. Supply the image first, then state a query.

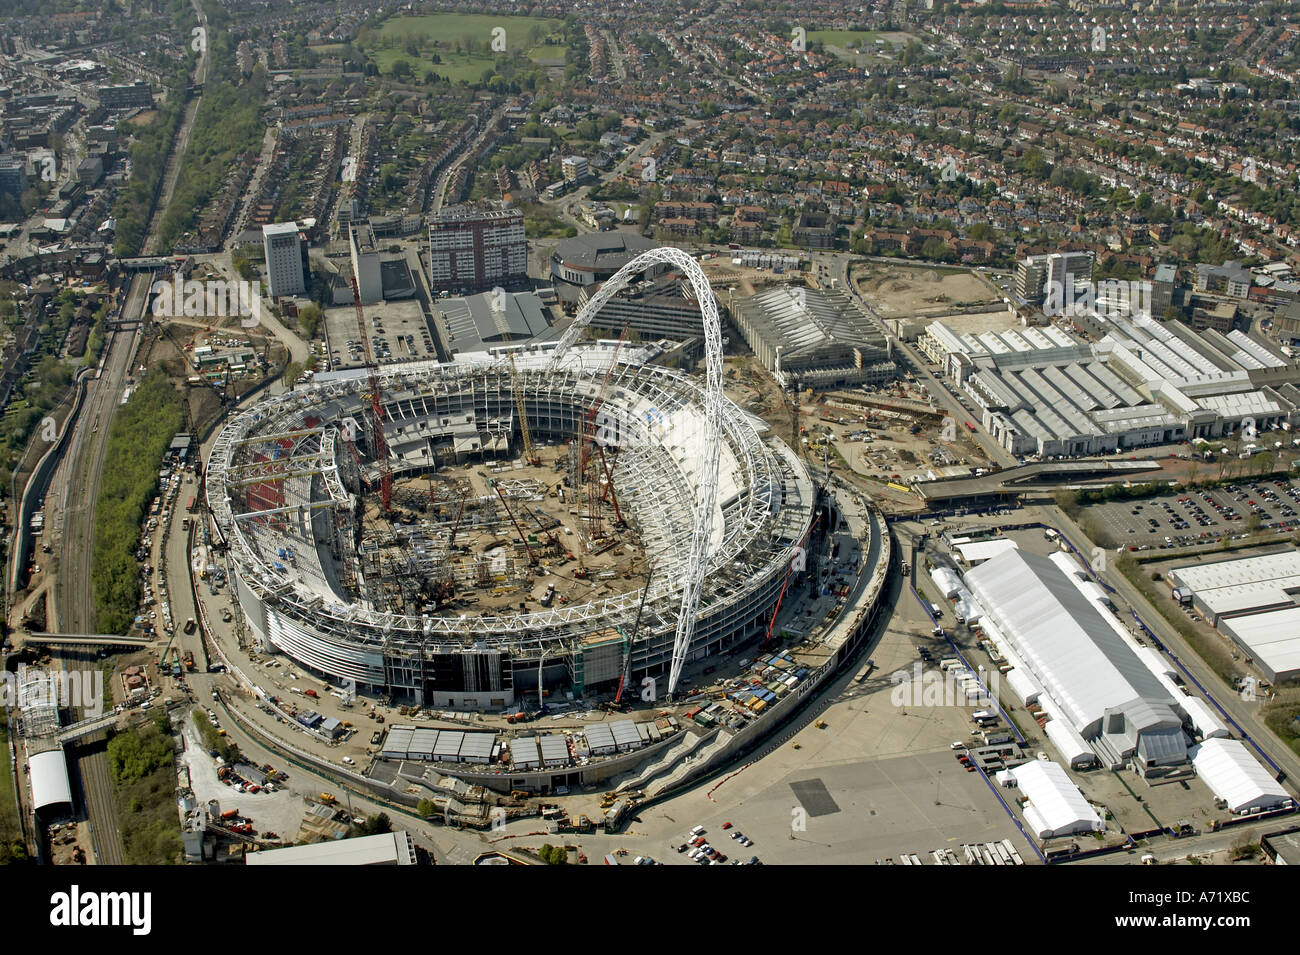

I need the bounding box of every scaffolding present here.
[206,344,809,668]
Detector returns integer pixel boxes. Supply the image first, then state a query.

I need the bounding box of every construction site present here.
[205,250,826,710]
[351,447,651,620]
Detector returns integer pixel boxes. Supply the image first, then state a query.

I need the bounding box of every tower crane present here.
[510,352,540,466]
[351,275,391,513]
[613,562,654,705]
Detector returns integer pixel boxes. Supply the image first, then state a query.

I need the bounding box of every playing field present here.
[807,29,915,47]
[373,13,562,48]
[366,13,566,79]
[809,29,918,62]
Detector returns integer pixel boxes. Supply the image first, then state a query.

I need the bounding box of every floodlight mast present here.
[547,247,723,699]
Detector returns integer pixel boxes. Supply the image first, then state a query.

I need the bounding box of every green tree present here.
[297,302,323,338]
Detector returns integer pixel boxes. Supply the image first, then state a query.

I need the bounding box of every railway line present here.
[36,0,210,864]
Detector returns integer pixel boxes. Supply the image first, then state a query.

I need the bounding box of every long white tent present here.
[1011,759,1103,839]
[1190,738,1291,814]
[29,749,72,813]
[965,549,1173,738]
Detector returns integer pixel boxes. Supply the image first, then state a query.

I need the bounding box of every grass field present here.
[807,29,914,48]
[809,29,917,62]
[365,13,567,80]
[528,44,568,65]
[0,713,16,826]
[373,12,562,50]
[371,46,501,82]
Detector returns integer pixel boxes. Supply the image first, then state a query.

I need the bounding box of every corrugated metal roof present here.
[965,548,1172,736]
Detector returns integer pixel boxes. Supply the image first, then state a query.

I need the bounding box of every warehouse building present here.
[1190,738,1291,815]
[1010,759,1104,839]
[1168,552,1300,683]
[965,548,1190,774]
[730,285,894,391]
[439,290,552,354]
[247,830,417,865]
[918,310,1300,458]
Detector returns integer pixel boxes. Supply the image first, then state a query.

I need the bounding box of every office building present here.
[348,222,382,304]
[427,207,527,294]
[1151,263,1177,318]
[575,274,704,340]
[561,156,589,184]
[262,222,306,299]
[1196,260,1253,299]
[0,155,25,199]
[97,81,153,110]
[1016,251,1095,306]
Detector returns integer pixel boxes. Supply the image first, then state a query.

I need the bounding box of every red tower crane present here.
[351,276,391,513]
[579,324,631,542]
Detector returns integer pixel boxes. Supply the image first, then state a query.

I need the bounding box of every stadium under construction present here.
[205,250,859,709]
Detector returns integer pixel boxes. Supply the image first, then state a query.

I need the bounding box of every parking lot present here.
[1085,477,1300,552]
[322,299,435,370]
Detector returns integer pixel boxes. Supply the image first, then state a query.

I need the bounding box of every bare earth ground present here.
[854,264,1003,318]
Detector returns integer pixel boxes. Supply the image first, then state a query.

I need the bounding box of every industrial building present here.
[439,290,552,354]
[1168,552,1300,683]
[262,222,306,299]
[918,310,1300,457]
[965,548,1191,774]
[427,206,527,294]
[246,830,417,865]
[729,284,895,391]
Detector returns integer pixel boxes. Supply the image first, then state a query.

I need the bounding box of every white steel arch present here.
[549,246,723,698]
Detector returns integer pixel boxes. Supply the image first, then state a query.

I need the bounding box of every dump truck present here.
[318,793,338,805]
